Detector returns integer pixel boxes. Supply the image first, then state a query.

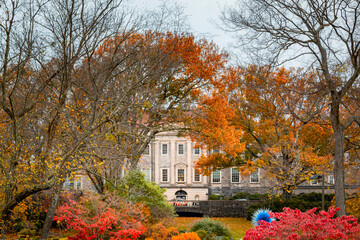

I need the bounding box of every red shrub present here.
[244,207,360,240]
[54,192,149,240]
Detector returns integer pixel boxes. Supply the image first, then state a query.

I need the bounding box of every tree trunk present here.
[86,169,104,194]
[333,124,346,216]
[331,94,346,216]
[40,183,63,240]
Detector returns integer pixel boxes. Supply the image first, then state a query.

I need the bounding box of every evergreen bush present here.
[190,218,233,239]
[230,192,267,200]
[208,194,228,200]
[110,170,175,220]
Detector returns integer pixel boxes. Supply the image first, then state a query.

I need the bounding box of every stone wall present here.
[209,186,271,198]
[175,200,263,218]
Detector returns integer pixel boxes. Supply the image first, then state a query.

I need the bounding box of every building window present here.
[212,149,220,154]
[194,147,200,155]
[178,143,184,155]
[144,144,150,155]
[231,168,241,183]
[309,175,320,185]
[250,169,259,183]
[161,168,169,182]
[328,175,334,184]
[64,175,82,190]
[177,169,185,182]
[162,143,168,155]
[212,170,221,183]
[310,179,318,185]
[193,169,201,182]
[141,169,151,181]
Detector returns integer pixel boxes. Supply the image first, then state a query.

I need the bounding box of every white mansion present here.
[66,131,339,200]
[138,131,270,201]
[136,131,340,201]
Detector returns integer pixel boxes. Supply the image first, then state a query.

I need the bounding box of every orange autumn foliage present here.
[171,232,201,240]
[190,92,245,175]
[346,191,360,218]
[75,30,228,179]
[90,31,227,96]
[188,65,333,195]
[145,223,179,240]
[145,224,200,240]
[0,28,228,234]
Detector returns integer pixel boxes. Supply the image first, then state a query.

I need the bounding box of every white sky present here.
[128,0,237,51]
[126,0,309,67]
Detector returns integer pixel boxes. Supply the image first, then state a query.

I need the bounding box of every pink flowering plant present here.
[244,207,360,240]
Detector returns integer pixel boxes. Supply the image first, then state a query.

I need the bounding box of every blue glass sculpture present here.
[251,208,274,226]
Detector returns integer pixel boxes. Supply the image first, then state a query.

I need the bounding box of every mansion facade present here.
[66,131,340,200]
[137,131,335,201]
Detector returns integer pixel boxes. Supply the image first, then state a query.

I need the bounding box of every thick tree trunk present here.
[40,183,63,240]
[331,95,346,216]
[333,124,346,216]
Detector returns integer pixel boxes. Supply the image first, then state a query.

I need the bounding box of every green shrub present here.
[190,218,233,239]
[248,193,268,200]
[230,192,268,200]
[297,192,334,202]
[247,193,335,220]
[111,170,175,220]
[230,192,251,200]
[208,194,227,200]
[195,229,211,240]
[210,192,269,201]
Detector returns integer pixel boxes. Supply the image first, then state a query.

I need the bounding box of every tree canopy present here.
[0,0,227,237]
[221,0,360,216]
[187,65,333,196]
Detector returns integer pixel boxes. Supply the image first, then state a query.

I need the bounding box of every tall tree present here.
[188,65,332,197]
[76,31,227,192]
[221,0,360,216]
[0,0,226,237]
[0,0,134,237]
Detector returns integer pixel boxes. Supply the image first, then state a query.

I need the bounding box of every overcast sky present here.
[128,0,237,50]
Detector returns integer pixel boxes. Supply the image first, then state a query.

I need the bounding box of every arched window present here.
[175,190,187,201]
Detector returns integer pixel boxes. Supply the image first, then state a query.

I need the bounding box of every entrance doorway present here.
[175,190,187,201]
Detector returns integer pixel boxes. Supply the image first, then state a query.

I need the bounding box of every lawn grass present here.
[166,217,253,239]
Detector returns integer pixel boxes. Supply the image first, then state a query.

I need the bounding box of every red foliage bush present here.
[54,192,149,240]
[244,207,360,240]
